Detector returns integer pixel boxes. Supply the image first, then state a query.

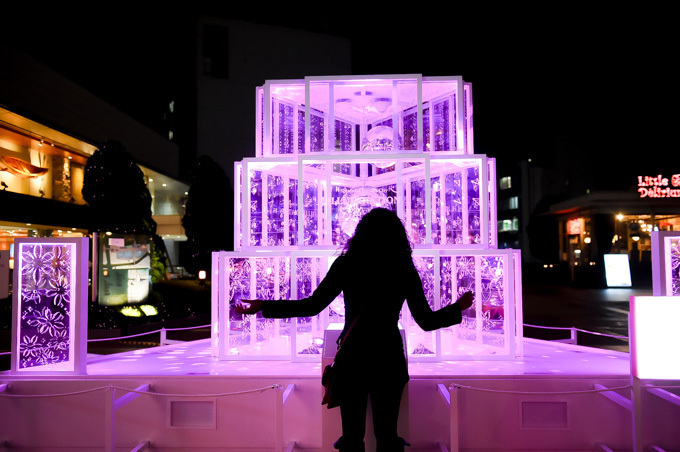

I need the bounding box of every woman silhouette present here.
[237,208,473,451]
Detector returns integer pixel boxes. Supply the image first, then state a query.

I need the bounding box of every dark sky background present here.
[4,5,675,192]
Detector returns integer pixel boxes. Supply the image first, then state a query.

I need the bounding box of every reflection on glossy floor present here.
[71,336,630,378]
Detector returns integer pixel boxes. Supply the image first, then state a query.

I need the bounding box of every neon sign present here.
[566,218,583,235]
[637,174,680,198]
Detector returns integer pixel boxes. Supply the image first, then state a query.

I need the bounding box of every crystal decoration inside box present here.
[214,75,522,361]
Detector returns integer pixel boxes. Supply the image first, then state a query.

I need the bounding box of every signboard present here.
[637,174,680,198]
[604,254,632,287]
[97,234,152,306]
[566,218,583,235]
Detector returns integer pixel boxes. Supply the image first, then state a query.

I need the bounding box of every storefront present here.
[549,178,680,286]
[1,106,189,293]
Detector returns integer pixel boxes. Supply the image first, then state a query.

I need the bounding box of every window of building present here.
[499,196,519,211]
[499,176,512,190]
[498,218,519,232]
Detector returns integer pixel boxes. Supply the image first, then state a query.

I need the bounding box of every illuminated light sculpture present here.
[213,74,522,361]
[11,237,89,375]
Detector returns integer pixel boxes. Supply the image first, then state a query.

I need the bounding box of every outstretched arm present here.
[235,256,345,319]
[406,266,474,331]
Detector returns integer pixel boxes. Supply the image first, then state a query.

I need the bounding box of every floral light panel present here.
[11,238,88,375]
[214,74,523,361]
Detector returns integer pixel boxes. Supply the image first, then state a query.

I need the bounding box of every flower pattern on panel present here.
[19,244,72,368]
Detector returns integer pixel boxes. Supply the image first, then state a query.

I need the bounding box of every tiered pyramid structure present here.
[212,75,523,362]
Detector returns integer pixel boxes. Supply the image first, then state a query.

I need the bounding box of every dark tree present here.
[82,139,169,282]
[82,140,156,235]
[182,155,233,276]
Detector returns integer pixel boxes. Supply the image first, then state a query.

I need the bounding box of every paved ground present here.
[521,283,650,352]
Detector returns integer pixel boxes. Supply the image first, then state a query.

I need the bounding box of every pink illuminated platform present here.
[5,336,675,452]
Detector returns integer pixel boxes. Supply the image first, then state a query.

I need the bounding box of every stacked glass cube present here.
[213,75,523,361]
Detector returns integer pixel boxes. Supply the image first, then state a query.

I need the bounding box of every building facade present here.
[0,45,188,277]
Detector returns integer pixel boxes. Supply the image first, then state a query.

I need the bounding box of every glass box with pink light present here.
[212,74,523,361]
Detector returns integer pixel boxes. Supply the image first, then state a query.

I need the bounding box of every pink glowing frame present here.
[11,237,89,375]
[651,231,680,296]
[256,75,473,157]
[630,296,680,379]
[235,154,497,251]
[211,249,523,362]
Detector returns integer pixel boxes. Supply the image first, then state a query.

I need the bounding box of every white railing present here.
[523,323,628,345]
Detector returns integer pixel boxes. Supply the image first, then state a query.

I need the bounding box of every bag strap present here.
[336,304,364,350]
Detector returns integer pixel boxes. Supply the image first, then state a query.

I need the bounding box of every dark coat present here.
[262,254,464,394]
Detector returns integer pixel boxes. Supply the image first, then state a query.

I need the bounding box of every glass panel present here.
[433,99,450,152]
[245,162,300,248]
[404,255,437,358]
[408,178,427,245]
[276,102,295,154]
[267,174,285,246]
[309,111,324,153]
[303,177,321,246]
[467,166,481,244]
[289,179,298,246]
[295,256,325,356]
[422,79,459,153]
[480,255,505,348]
[445,171,464,244]
[439,253,509,357]
[403,110,418,151]
[455,255,478,343]
[228,257,292,357]
[335,119,353,152]
[431,176,441,244]
[297,110,305,154]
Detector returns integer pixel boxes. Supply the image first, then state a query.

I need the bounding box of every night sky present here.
[3,6,675,192]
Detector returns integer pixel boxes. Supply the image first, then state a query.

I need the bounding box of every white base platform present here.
[1,337,678,452]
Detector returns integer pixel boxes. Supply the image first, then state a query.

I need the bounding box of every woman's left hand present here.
[455,291,474,311]
[234,299,264,315]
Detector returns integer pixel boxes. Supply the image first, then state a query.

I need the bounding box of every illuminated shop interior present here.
[613,214,680,260]
[1,107,190,294]
[559,213,680,268]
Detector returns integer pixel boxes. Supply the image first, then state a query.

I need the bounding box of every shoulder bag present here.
[321,308,363,408]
